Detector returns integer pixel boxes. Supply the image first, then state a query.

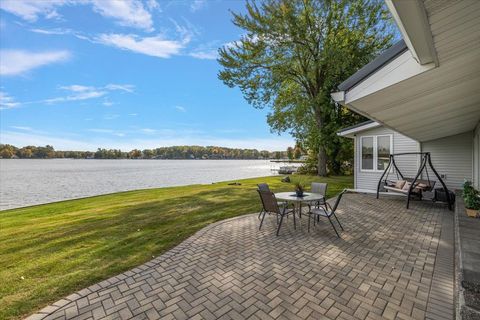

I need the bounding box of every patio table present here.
[275,192,325,218]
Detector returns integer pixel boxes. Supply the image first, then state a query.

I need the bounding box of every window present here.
[360,135,392,171]
[361,137,374,170]
[377,136,391,170]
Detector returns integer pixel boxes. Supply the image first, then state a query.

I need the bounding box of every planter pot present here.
[295,190,304,197]
[465,208,479,218]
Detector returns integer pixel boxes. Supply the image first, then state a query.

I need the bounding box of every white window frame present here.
[360,134,393,172]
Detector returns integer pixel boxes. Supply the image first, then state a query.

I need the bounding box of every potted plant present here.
[463,181,480,218]
[294,182,305,197]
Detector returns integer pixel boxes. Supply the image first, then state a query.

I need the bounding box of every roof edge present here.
[337,40,408,92]
[337,120,381,138]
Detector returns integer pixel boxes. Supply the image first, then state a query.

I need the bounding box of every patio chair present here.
[257,190,295,236]
[310,182,330,210]
[257,183,270,192]
[257,183,292,219]
[307,190,346,237]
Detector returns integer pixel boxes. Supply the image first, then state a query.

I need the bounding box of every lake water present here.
[0,159,290,210]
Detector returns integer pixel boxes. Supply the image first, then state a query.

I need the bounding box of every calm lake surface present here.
[0,159,284,210]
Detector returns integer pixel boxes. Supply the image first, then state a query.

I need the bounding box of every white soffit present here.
[344,51,435,105]
[349,48,480,142]
[386,0,438,65]
[333,0,480,142]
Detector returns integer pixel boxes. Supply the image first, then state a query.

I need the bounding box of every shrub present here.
[463,180,480,210]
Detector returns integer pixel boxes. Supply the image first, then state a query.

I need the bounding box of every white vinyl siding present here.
[472,122,479,189]
[354,127,419,191]
[421,131,473,190]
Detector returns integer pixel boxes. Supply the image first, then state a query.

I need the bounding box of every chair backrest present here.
[311,182,327,196]
[257,190,280,214]
[331,190,347,213]
[257,183,271,192]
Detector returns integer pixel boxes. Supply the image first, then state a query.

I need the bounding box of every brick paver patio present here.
[28,193,454,320]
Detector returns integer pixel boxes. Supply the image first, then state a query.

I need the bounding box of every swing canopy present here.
[376,152,452,210]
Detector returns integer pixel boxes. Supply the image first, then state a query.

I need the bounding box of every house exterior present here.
[338,121,419,191]
[332,0,480,191]
[333,1,480,318]
[338,121,474,192]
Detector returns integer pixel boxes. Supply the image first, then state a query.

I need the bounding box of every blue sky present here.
[0,0,294,151]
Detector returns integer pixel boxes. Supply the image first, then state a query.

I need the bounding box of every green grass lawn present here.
[0,175,352,319]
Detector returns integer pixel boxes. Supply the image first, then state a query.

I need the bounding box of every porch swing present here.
[376,152,453,210]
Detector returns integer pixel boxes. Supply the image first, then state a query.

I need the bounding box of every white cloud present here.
[61,83,134,93]
[146,0,160,11]
[0,0,68,22]
[102,100,114,107]
[10,126,33,131]
[188,40,224,60]
[42,83,134,104]
[90,0,154,31]
[0,130,97,150]
[128,113,138,116]
[97,33,184,58]
[44,90,107,104]
[190,0,207,12]
[8,126,47,135]
[68,90,106,100]
[1,0,155,31]
[104,84,135,93]
[175,106,186,112]
[0,50,71,76]
[140,128,157,134]
[104,114,120,120]
[88,128,125,137]
[0,91,20,109]
[59,85,94,92]
[189,50,218,60]
[171,19,198,44]
[25,15,202,61]
[30,27,73,35]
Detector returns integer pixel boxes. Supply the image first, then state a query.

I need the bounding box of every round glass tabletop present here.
[274,192,324,202]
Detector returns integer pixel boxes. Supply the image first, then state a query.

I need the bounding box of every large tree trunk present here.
[314,110,328,176]
[317,146,327,176]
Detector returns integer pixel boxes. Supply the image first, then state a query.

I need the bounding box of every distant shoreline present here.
[1,158,303,162]
[1,158,284,160]
[0,144,298,161]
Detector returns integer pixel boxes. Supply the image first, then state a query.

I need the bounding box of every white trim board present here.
[337,121,380,138]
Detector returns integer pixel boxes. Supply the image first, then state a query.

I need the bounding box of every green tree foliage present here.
[142,149,154,159]
[286,147,294,160]
[128,149,142,159]
[218,0,394,175]
[0,144,291,160]
[0,144,16,158]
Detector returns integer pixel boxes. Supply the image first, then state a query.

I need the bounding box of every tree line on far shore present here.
[0,144,306,160]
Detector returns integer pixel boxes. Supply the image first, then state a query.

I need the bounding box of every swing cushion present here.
[395,180,406,189]
[402,182,411,191]
[417,183,428,189]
